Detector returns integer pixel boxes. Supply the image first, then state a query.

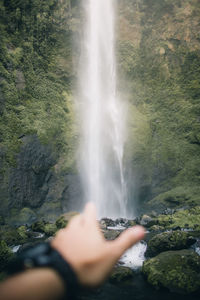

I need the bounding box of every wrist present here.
[9,242,80,299]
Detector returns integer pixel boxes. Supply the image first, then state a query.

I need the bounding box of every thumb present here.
[110,226,145,259]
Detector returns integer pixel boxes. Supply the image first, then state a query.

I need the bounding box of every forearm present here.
[0,268,65,300]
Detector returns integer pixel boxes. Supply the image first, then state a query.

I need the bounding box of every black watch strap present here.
[49,247,80,299]
[8,242,80,299]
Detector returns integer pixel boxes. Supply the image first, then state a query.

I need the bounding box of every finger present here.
[110,226,145,259]
[83,202,97,221]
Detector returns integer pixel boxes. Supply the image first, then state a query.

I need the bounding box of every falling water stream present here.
[79,0,127,218]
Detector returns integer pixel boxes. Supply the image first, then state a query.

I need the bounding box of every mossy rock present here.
[0,227,21,246]
[149,225,164,231]
[43,223,57,236]
[31,220,46,233]
[110,266,134,284]
[151,206,200,230]
[142,249,200,294]
[0,225,30,245]
[146,231,196,257]
[17,226,28,240]
[127,220,137,227]
[0,240,14,272]
[56,212,79,230]
[6,208,37,227]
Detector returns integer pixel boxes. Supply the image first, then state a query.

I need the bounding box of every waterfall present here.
[78,0,127,218]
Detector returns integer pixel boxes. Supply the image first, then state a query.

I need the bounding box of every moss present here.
[0,240,14,272]
[43,223,57,236]
[55,211,79,229]
[56,216,67,230]
[146,231,196,257]
[147,186,200,210]
[110,266,133,283]
[0,0,79,219]
[118,0,200,210]
[142,250,200,294]
[0,226,20,246]
[31,220,46,233]
[151,206,200,230]
[6,208,37,227]
[17,226,28,240]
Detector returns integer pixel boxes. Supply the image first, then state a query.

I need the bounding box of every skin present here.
[0,202,145,300]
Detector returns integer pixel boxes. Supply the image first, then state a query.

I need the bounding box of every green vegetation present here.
[148,206,200,230]
[142,250,200,294]
[0,240,14,272]
[0,0,79,218]
[118,0,200,209]
[1,0,200,221]
[145,230,196,257]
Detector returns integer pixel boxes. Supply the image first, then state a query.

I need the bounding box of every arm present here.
[0,268,65,300]
[0,203,145,299]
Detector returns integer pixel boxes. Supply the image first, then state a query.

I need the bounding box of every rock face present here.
[1,0,200,222]
[0,1,81,223]
[117,0,200,211]
[145,231,196,257]
[9,135,56,209]
[142,250,200,294]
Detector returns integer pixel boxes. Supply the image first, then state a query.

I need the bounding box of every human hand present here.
[51,202,145,287]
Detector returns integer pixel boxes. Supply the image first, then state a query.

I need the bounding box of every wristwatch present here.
[9,242,80,299]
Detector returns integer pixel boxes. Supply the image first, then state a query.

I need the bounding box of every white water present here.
[78,0,127,218]
[120,242,147,269]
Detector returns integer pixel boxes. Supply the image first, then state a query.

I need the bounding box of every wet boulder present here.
[110,266,133,283]
[145,230,196,257]
[142,249,200,294]
[140,214,153,226]
[100,218,116,228]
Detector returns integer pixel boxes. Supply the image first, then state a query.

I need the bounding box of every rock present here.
[6,207,37,227]
[115,218,129,227]
[149,225,164,231]
[100,218,115,227]
[140,214,153,226]
[103,230,121,240]
[0,226,23,245]
[56,211,79,229]
[17,226,28,240]
[110,266,133,283]
[9,135,56,210]
[43,223,57,236]
[0,240,14,271]
[142,249,200,294]
[99,219,107,230]
[148,206,200,231]
[146,230,196,257]
[127,220,137,227]
[31,220,46,233]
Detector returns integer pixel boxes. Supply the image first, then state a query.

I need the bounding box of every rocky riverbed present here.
[0,207,200,299]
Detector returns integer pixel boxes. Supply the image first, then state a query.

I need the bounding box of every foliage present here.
[142,250,200,294]
[118,0,200,208]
